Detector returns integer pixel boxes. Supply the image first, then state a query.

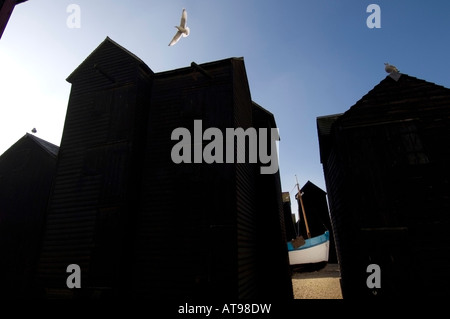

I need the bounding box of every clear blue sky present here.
[1,0,449,217]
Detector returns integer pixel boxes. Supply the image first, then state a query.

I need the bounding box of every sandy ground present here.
[291,263,343,299]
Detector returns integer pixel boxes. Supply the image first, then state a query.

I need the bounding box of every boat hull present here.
[287,231,330,265]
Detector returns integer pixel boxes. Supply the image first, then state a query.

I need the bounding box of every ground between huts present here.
[291,263,343,299]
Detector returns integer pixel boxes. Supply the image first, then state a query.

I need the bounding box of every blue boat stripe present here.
[287,231,329,251]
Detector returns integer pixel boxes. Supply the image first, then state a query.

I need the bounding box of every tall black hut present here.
[317,73,450,299]
[300,181,337,263]
[36,37,292,299]
[0,133,58,298]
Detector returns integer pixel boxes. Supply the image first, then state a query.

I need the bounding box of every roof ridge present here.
[103,36,148,67]
[348,73,450,111]
[66,36,153,82]
[26,133,59,157]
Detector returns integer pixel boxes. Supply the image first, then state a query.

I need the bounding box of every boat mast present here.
[296,175,311,239]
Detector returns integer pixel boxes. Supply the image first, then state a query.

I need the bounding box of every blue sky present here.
[1,1,449,217]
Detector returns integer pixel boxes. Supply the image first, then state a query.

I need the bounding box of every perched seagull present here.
[169,8,190,46]
[385,63,401,81]
[384,63,399,74]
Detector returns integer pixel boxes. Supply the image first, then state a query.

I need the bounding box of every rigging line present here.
[290,184,297,194]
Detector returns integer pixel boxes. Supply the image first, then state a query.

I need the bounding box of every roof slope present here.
[26,133,59,157]
[0,133,59,160]
[66,36,153,83]
[317,74,450,163]
[337,74,450,128]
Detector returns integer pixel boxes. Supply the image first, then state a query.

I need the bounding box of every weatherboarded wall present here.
[131,58,292,299]
[0,134,57,298]
[252,102,293,299]
[36,38,292,299]
[318,74,450,299]
[36,38,153,298]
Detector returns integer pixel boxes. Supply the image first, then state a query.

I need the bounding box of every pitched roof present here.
[317,74,450,163]
[301,180,326,195]
[25,133,59,157]
[66,36,153,83]
[336,74,450,129]
[0,134,59,162]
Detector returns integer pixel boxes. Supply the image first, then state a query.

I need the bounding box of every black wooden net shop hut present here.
[36,37,293,299]
[0,133,58,298]
[317,73,450,299]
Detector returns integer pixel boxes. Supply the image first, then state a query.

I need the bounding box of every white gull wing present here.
[180,8,187,28]
[169,9,189,46]
[169,31,183,46]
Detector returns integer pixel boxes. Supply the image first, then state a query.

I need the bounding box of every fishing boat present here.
[287,176,330,266]
[287,230,330,265]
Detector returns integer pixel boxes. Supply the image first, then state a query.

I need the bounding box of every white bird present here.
[169,8,190,46]
[384,63,399,74]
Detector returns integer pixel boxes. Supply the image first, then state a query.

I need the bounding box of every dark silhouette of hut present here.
[36,37,154,299]
[283,181,337,264]
[0,133,58,298]
[299,181,337,263]
[0,0,27,39]
[36,37,292,299]
[282,192,297,241]
[317,73,450,299]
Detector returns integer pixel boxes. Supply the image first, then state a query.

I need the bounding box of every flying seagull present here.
[384,63,399,74]
[169,8,190,46]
